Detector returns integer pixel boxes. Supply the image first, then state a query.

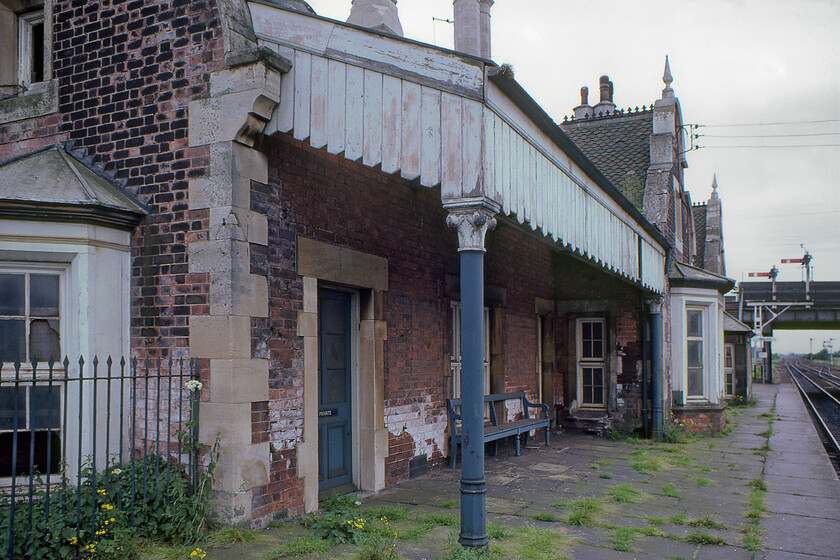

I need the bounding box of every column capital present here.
[444,197,500,252]
[646,297,664,315]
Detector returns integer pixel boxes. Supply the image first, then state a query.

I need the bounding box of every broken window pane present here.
[29,319,60,362]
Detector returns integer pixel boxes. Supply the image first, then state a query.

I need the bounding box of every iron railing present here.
[0,356,201,559]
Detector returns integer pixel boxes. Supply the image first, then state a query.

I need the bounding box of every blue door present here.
[318,289,353,491]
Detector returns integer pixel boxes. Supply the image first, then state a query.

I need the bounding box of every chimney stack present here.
[479,0,493,59]
[347,0,404,37]
[573,86,592,119]
[454,0,481,56]
[593,75,616,115]
[454,0,492,58]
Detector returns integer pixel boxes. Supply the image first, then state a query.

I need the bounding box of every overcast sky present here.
[305,0,840,354]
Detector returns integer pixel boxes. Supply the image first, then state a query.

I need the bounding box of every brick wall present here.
[250,132,637,516]
[1,0,226,361]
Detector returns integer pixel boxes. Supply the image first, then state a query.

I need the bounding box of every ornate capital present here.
[444,198,500,252]
[647,297,664,315]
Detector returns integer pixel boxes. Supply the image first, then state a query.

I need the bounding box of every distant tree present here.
[814,348,829,361]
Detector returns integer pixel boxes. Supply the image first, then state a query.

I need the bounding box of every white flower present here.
[112,468,122,475]
[185,380,203,391]
[354,501,362,506]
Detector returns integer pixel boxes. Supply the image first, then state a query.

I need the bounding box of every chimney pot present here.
[580,86,589,105]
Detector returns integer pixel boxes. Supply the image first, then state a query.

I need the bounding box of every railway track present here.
[783,359,840,473]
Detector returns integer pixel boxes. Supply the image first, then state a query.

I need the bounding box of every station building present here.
[0,0,732,526]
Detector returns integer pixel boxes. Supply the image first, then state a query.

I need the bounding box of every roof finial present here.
[710,173,720,200]
[662,55,674,98]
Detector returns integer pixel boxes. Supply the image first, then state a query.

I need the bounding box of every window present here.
[0,385,61,476]
[576,318,605,408]
[18,10,45,85]
[686,308,704,398]
[0,271,60,364]
[724,344,734,397]
[0,267,63,478]
[449,302,490,401]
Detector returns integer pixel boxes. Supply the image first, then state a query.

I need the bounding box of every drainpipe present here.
[640,300,649,437]
[445,198,499,550]
[648,298,664,439]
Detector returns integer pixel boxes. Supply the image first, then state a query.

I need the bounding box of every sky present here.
[305,0,840,353]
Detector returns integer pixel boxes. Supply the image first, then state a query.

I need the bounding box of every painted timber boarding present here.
[251,4,668,294]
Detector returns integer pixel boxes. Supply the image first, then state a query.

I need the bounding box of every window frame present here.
[723,343,735,397]
[0,263,65,367]
[576,317,606,409]
[17,9,45,86]
[685,306,706,400]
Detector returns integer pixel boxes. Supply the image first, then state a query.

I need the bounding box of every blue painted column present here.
[648,298,664,440]
[445,198,499,549]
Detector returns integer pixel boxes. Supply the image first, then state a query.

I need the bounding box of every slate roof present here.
[668,260,734,294]
[560,112,652,211]
[693,203,707,269]
[0,145,146,229]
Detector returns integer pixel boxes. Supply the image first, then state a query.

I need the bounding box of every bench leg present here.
[545,426,549,446]
[492,440,499,456]
[449,439,457,468]
[515,432,521,456]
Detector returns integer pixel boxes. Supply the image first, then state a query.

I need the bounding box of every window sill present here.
[0,79,58,125]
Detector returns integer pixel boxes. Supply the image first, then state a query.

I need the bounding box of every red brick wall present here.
[251,132,639,517]
[0,0,225,360]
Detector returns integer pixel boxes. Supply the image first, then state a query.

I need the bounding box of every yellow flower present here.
[69,536,78,545]
[101,503,114,510]
[190,548,206,559]
[97,489,107,495]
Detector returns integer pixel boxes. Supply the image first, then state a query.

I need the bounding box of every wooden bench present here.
[446,391,550,468]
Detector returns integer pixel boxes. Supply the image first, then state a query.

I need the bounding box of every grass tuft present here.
[554,498,603,526]
[662,483,682,498]
[209,527,259,544]
[364,506,410,521]
[440,499,458,510]
[630,450,663,474]
[487,523,512,540]
[267,535,330,557]
[684,532,726,545]
[529,512,563,523]
[608,527,639,552]
[687,515,726,530]
[606,484,645,503]
[423,513,459,527]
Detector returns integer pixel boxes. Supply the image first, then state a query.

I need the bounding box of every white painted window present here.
[0,265,64,477]
[724,343,734,397]
[686,307,705,398]
[0,268,61,364]
[18,10,45,85]
[449,301,490,400]
[576,318,605,408]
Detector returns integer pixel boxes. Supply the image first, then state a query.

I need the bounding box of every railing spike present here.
[107,355,113,368]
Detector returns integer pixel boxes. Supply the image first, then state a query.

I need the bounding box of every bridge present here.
[726,281,840,383]
[728,281,840,330]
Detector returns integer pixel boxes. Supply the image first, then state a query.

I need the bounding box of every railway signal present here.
[781,248,813,299]
[748,266,779,299]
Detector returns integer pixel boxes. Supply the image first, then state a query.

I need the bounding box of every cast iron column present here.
[445,198,499,549]
[648,298,664,440]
